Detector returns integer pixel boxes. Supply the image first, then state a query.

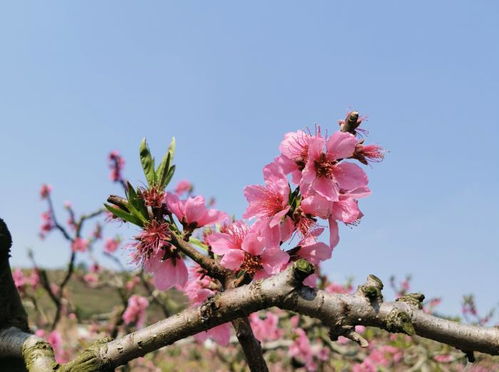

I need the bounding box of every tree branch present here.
[66,263,499,370]
[2,254,499,370]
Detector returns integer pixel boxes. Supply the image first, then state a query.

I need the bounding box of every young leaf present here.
[156,152,171,190]
[104,204,144,227]
[168,137,176,162]
[139,138,156,187]
[125,182,148,220]
[163,164,176,188]
[126,201,149,226]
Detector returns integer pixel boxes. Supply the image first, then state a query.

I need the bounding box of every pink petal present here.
[301,195,332,219]
[326,132,358,159]
[269,207,290,228]
[208,323,231,346]
[207,233,234,255]
[332,198,362,223]
[263,160,287,183]
[312,177,339,201]
[184,196,207,224]
[220,249,245,270]
[165,193,184,220]
[152,258,188,290]
[199,209,228,226]
[241,233,265,256]
[333,162,368,191]
[261,248,289,275]
[328,218,340,250]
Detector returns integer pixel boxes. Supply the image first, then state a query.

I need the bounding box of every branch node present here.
[329,325,369,348]
[292,259,314,284]
[396,293,425,309]
[59,337,113,372]
[385,308,415,336]
[200,295,220,323]
[22,338,58,371]
[357,274,384,303]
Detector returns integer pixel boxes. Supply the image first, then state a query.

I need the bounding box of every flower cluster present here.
[106,115,383,295]
[207,118,382,280]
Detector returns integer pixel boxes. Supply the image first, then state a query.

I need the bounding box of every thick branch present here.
[80,265,498,370]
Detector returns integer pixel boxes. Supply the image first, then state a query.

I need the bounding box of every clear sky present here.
[1,1,498,318]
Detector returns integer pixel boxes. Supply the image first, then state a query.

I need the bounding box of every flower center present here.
[240,252,263,276]
[314,153,335,178]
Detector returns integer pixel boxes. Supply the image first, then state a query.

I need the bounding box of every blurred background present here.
[1,1,498,318]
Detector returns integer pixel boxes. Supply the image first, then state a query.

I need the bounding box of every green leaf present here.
[168,137,176,162]
[139,138,156,187]
[156,152,171,190]
[156,137,176,190]
[104,204,144,227]
[125,182,149,220]
[163,164,176,188]
[126,201,149,226]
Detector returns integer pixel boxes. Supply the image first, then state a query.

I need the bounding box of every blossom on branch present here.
[131,220,187,290]
[165,194,228,230]
[208,222,289,279]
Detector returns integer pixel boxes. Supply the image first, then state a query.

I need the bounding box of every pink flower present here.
[122,295,149,328]
[140,187,165,209]
[300,131,366,202]
[166,194,228,229]
[108,151,125,183]
[40,184,52,199]
[184,265,215,304]
[293,228,332,265]
[289,328,316,371]
[243,160,293,248]
[301,189,368,250]
[174,180,193,196]
[71,238,89,252]
[279,130,314,183]
[250,312,282,341]
[208,223,289,279]
[185,265,231,346]
[144,250,188,291]
[39,211,54,238]
[131,220,188,290]
[194,324,231,346]
[104,237,120,253]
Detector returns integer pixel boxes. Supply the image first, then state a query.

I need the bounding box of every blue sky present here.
[1,1,498,318]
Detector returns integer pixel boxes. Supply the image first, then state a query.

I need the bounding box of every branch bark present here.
[65,262,499,370]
